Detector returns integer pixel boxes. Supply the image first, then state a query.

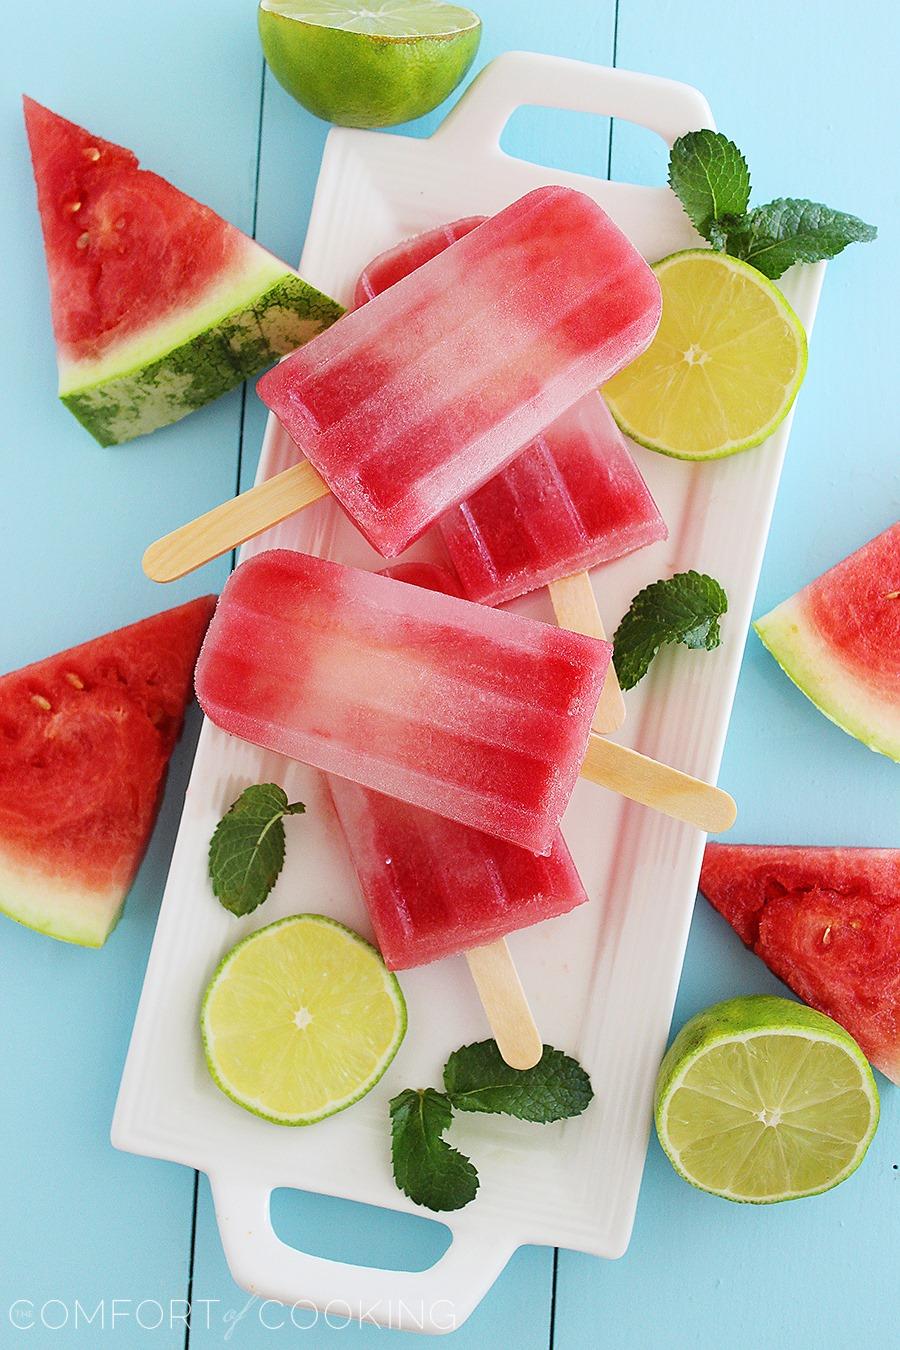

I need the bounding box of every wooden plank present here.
[0,0,262,1332]
[555,1,900,1345]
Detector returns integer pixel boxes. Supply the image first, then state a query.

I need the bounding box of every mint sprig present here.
[668,130,750,242]
[390,1042,593,1212]
[390,1089,479,1213]
[444,1042,592,1122]
[613,571,728,691]
[208,783,305,917]
[721,198,877,278]
[669,131,876,278]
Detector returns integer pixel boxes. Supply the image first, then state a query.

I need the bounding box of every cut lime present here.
[655,996,879,1203]
[201,914,407,1125]
[604,249,808,460]
[258,0,482,129]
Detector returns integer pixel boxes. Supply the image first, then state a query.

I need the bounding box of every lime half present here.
[655,996,879,1203]
[604,249,808,460]
[201,914,407,1125]
[258,0,482,129]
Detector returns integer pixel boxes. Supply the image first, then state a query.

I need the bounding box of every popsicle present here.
[439,394,666,607]
[352,221,667,732]
[196,549,609,856]
[195,551,737,854]
[143,186,662,581]
[329,763,587,969]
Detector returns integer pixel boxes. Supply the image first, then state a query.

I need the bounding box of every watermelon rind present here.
[755,595,900,762]
[58,256,343,446]
[0,845,124,948]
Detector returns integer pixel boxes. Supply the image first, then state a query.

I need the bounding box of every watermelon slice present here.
[700,843,900,1083]
[23,98,343,445]
[0,596,215,946]
[755,522,900,761]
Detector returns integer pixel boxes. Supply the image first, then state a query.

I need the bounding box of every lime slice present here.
[604,249,808,460]
[201,914,407,1125]
[655,996,879,1203]
[258,0,482,129]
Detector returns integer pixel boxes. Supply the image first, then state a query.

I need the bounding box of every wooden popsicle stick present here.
[142,459,330,583]
[465,940,543,1070]
[580,734,736,834]
[548,572,626,733]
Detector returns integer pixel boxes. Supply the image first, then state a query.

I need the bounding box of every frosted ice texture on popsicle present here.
[257,187,662,558]
[195,549,610,855]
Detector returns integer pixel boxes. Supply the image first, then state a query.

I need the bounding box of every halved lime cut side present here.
[202,914,407,1125]
[258,1,482,129]
[604,249,808,460]
[655,996,879,1203]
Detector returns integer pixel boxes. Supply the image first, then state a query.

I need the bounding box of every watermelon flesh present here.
[755,522,900,761]
[700,843,900,1083]
[23,98,343,445]
[0,596,215,946]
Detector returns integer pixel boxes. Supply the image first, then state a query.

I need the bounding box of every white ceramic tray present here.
[113,52,825,1334]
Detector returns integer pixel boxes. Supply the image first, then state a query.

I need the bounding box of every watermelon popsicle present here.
[143,186,662,582]
[329,767,587,966]
[195,551,737,852]
[196,549,609,856]
[353,220,667,732]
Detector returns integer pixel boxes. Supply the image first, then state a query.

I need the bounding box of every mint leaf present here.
[668,131,751,242]
[613,572,728,691]
[722,198,877,279]
[208,783,305,917]
[390,1089,479,1212]
[444,1041,593,1123]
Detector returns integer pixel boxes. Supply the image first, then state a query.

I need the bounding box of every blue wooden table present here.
[1,1,897,1345]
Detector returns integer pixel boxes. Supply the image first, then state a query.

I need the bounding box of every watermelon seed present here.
[64,672,84,689]
[885,590,899,600]
[822,925,832,945]
[64,200,82,214]
[114,217,126,231]
[30,694,51,712]
[82,146,101,162]
[76,233,90,250]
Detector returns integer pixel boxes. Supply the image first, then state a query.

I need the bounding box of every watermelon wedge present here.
[0,596,215,946]
[700,843,900,1083]
[755,522,900,761]
[23,98,343,445]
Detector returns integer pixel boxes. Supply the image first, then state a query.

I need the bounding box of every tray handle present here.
[435,50,714,156]
[211,1176,516,1334]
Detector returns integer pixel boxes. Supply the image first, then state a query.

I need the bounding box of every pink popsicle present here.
[440,392,667,606]
[195,550,610,856]
[329,774,586,969]
[258,186,661,558]
[353,220,667,608]
[328,562,587,970]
